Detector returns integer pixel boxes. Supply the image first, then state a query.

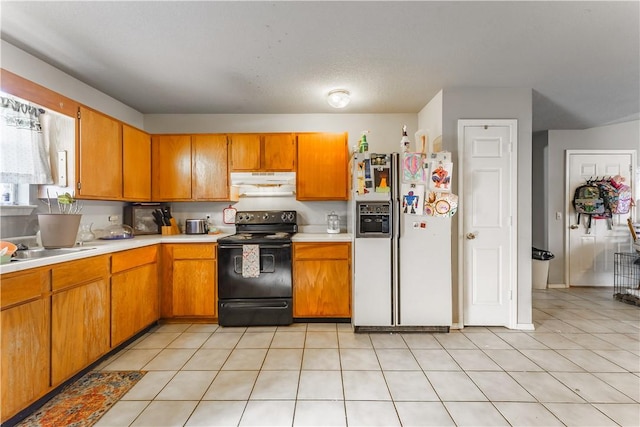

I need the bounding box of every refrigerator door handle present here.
[391,152,401,325]
[392,198,401,325]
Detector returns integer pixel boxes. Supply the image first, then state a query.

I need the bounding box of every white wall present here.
[1,41,144,128]
[547,120,640,285]
[532,131,549,249]
[144,113,417,155]
[417,89,443,148]
[440,87,533,327]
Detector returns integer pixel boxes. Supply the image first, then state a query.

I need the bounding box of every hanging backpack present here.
[609,176,633,214]
[594,179,616,229]
[572,182,605,232]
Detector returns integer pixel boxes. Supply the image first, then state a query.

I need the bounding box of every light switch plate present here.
[57,151,67,187]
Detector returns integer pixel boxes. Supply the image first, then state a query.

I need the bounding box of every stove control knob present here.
[263,213,270,220]
[282,211,294,222]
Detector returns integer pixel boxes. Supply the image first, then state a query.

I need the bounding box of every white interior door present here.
[459,120,517,327]
[566,151,635,286]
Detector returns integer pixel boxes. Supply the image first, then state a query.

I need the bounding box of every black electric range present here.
[217,210,297,327]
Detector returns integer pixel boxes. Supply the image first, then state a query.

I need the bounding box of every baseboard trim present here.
[354,325,450,333]
[516,323,536,331]
[547,284,568,289]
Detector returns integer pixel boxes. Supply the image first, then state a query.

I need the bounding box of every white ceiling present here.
[1,1,638,131]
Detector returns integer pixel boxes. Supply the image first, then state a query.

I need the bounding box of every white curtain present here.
[1,94,53,184]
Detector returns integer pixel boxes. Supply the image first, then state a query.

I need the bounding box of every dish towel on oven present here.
[242,244,260,278]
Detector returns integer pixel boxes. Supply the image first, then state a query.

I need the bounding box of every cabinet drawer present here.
[112,245,158,273]
[171,244,216,260]
[52,255,109,291]
[1,268,50,309]
[294,242,350,260]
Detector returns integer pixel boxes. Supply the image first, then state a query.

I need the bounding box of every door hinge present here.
[77,182,81,190]
[510,290,513,300]
[77,109,81,119]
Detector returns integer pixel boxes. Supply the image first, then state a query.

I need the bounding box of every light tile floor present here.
[94,288,639,426]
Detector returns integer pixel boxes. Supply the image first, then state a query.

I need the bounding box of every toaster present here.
[185,219,209,234]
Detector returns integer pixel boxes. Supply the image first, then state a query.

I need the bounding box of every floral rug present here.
[17,371,145,427]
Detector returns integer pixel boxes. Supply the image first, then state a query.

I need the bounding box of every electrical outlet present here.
[556,212,562,220]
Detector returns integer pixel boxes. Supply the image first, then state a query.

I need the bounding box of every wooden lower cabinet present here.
[293,242,351,318]
[111,246,159,347]
[1,268,50,423]
[161,243,217,319]
[51,255,110,386]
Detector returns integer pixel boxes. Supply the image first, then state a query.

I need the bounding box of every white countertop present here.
[0,232,353,274]
[292,233,353,242]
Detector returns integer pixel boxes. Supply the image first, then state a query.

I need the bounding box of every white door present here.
[459,120,517,327]
[566,151,635,286]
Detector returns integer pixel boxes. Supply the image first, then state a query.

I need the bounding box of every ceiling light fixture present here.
[327,89,350,108]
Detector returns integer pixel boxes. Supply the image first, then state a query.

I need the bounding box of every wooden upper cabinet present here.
[229,134,261,171]
[229,133,295,171]
[151,135,192,200]
[263,134,296,170]
[296,133,348,200]
[123,125,151,201]
[77,106,123,200]
[193,134,229,200]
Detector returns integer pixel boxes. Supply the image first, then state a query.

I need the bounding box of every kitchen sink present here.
[13,247,97,260]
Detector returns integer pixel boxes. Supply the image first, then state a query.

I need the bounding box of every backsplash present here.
[1,196,348,240]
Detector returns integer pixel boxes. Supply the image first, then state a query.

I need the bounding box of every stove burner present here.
[265,232,290,239]
[227,233,253,240]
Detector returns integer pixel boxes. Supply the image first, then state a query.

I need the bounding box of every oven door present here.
[218,244,292,299]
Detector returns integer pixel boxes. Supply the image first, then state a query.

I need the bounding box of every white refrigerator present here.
[351,152,452,331]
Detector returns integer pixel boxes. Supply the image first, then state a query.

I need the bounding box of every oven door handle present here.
[220,301,290,309]
[218,244,291,249]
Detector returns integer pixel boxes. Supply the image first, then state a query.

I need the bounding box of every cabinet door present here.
[172,259,217,317]
[293,242,351,318]
[193,134,229,200]
[112,263,158,346]
[151,135,192,200]
[294,259,351,317]
[123,125,151,201]
[78,106,122,199]
[161,244,217,319]
[1,299,50,422]
[52,278,110,385]
[229,134,261,171]
[111,246,159,347]
[263,134,295,171]
[297,133,348,200]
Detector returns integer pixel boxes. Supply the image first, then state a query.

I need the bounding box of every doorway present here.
[565,150,636,286]
[458,120,518,328]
